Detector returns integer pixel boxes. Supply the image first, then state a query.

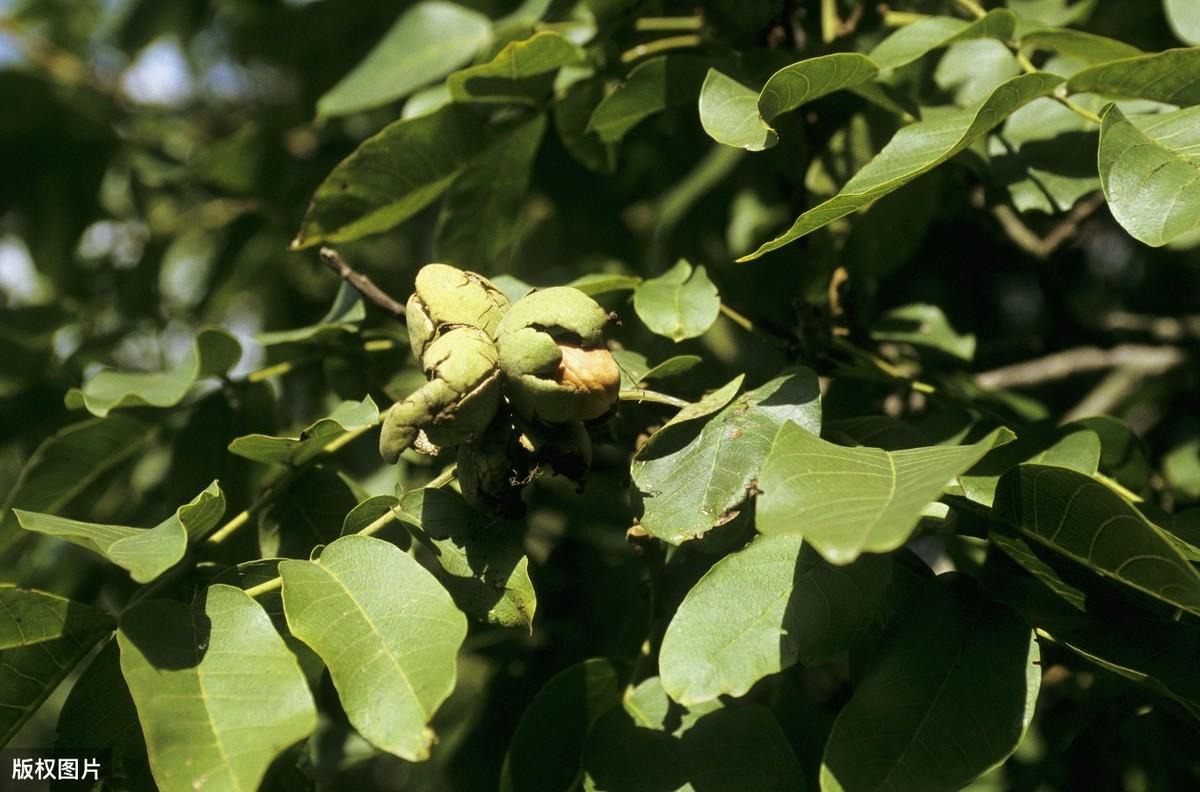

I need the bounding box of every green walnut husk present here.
[406,263,510,359]
[457,418,533,516]
[496,287,620,423]
[380,326,501,463]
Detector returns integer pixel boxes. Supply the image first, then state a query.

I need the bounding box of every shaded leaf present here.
[435,113,546,266]
[632,259,720,342]
[228,396,378,467]
[758,425,1005,563]
[959,426,1099,506]
[65,327,241,417]
[868,9,1017,71]
[0,587,114,744]
[1020,28,1142,63]
[1008,0,1097,26]
[0,414,156,554]
[14,481,224,582]
[117,585,316,792]
[588,55,715,143]
[1068,48,1200,105]
[568,272,642,295]
[293,104,490,249]
[448,31,584,105]
[659,534,891,705]
[399,487,536,630]
[258,466,359,558]
[821,575,1039,792]
[583,704,804,792]
[740,73,1062,260]
[316,1,492,117]
[500,658,620,792]
[871,302,975,362]
[280,535,467,761]
[934,40,1022,106]
[698,69,778,151]
[633,372,821,544]
[256,282,365,346]
[1097,104,1200,247]
[994,464,1200,615]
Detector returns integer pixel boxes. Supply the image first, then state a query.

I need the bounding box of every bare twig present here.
[318,247,407,320]
[1101,312,1200,342]
[975,345,1186,390]
[1062,368,1143,423]
[989,192,1107,260]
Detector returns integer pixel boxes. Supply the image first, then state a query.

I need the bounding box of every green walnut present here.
[379,325,502,463]
[405,263,510,359]
[496,287,620,423]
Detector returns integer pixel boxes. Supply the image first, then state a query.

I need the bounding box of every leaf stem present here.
[882,11,931,26]
[1013,48,1103,125]
[633,15,704,32]
[618,389,691,409]
[718,302,756,333]
[832,337,937,394]
[952,0,988,19]
[620,34,702,64]
[820,0,839,43]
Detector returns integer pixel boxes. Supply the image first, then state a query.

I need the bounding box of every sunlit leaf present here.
[1097,104,1200,247]
[1068,47,1200,105]
[698,69,778,151]
[760,53,879,121]
[1166,0,1200,45]
[868,9,1017,70]
[118,585,316,791]
[994,464,1200,615]
[740,73,1062,260]
[659,534,891,705]
[65,327,241,417]
[14,480,224,582]
[228,396,378,467]
[280,535,467,760]
[632,259,720,342]
[448,31,584,105]
[633,372,821,544]
[758,425,1005,563]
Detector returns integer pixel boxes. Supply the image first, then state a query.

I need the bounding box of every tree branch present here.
[974,344,1186,390]
[988,192,1107,260]
[1101,312,1200,342]
[318,247,407,320]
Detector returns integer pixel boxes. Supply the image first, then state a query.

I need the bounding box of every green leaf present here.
[500,658,621,792]
[1008,0,1097,27]
[435,113,546,266]
[228,396,379,467]
[1068,48,1200,105]
[821,575,1039,792]
[1164,438,1200,501]
[583,704,804,792]
[65,327,241,417]
[934,40,1022,106]
[1167,0,1200,45]
[567,272,642,295]
[316,1,492,117]
[659,534,891,705]
[740,73,1062,260]
[698,68,778,151]
[759,53,879,122]
[292,104,490,249]
[632,259,721,342]
[0,414,156,554]
[448,31,584,105]
[398,487,537,630]
[1020,28,1142,63]
[867,9,1017,71]
[758,425,1005,563]
[959,426,1100,506]
[258,466,359,558]
[54,639,150,787]
[555,75,615,173]
[0,587,114,744]
[14,481,224,582]
[985,534,1200,713]
[1097,104,1200,247]
[117,585,316,792]
[633,371,821,544]
[994,464,1200,615]
[280,534,467,760]
[256,282,365,346]
[588,55,715,143]
[870,302,976,362]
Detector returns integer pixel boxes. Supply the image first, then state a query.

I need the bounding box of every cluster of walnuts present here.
[379,263,622,515]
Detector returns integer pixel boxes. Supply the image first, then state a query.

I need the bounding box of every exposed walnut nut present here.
[556,344,620,420]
